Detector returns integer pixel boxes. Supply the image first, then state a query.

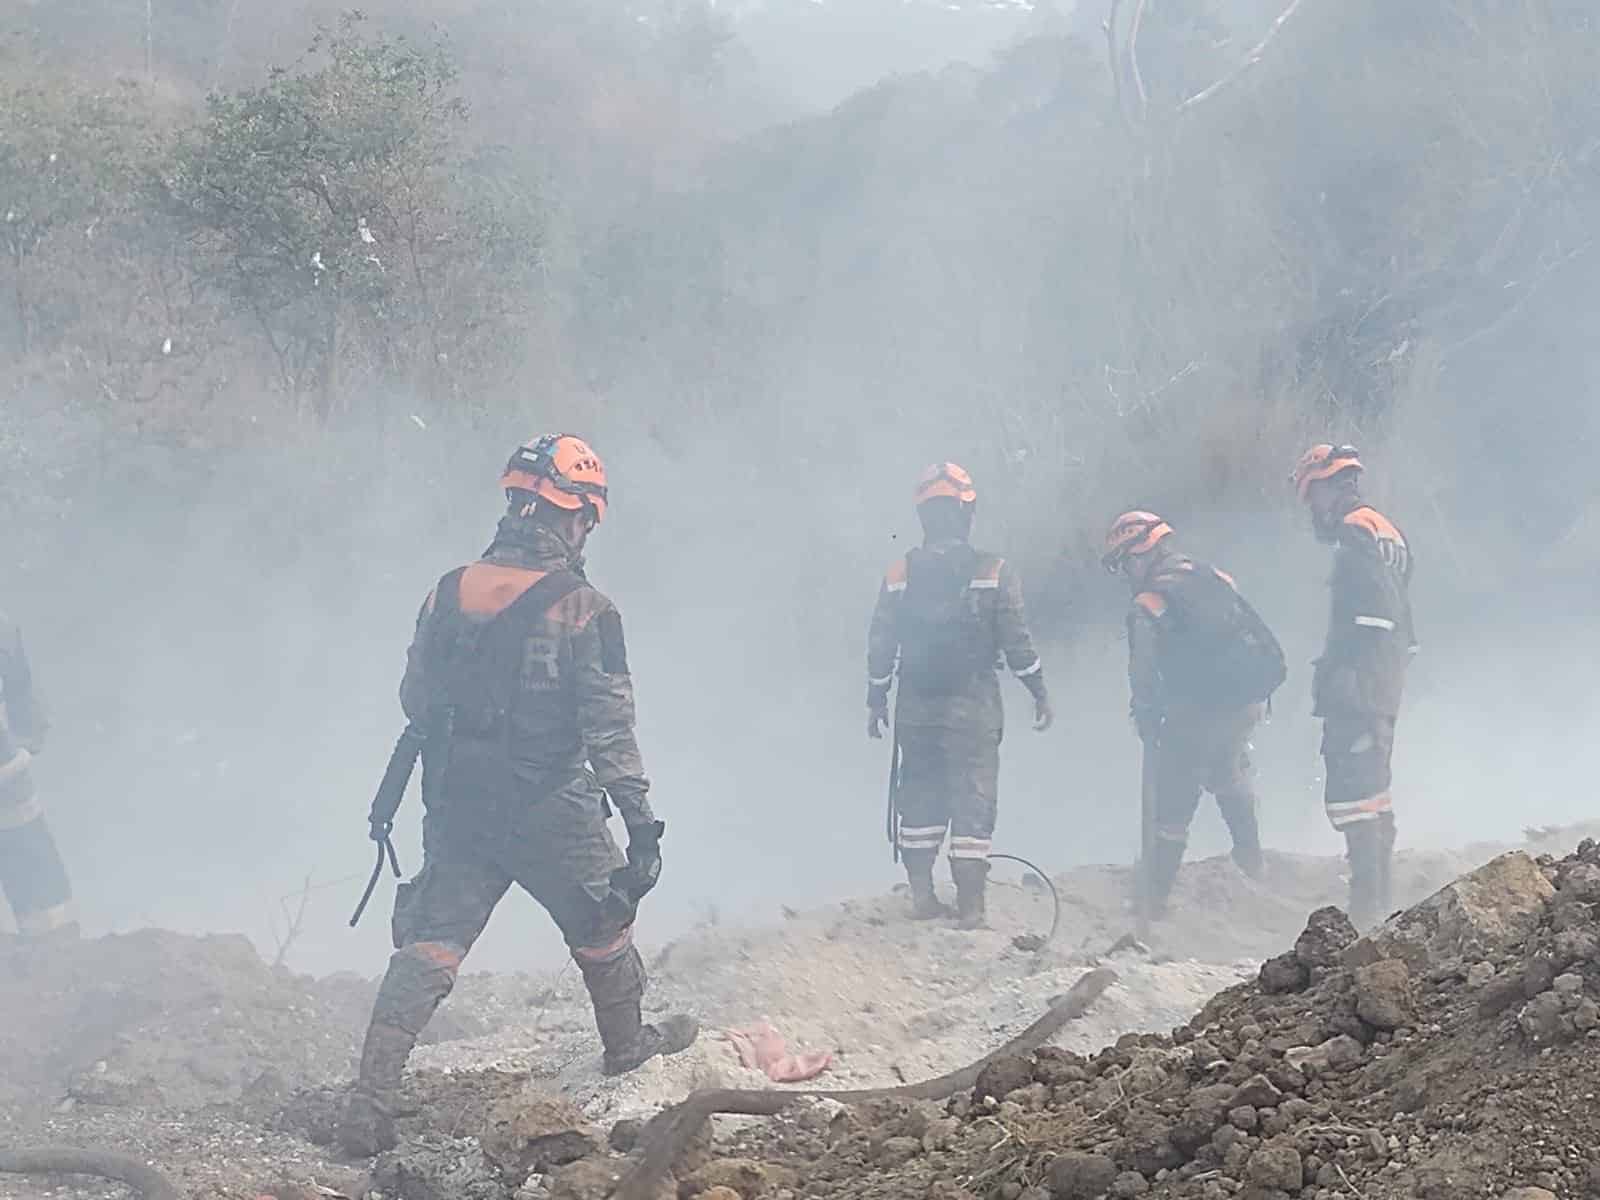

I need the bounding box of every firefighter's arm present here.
[398,590,437,726]
[1127,596,1165,740]
[865,570,901,732]
[575,603,655,827]
[994,561,1051,729]
[0,618,48,753]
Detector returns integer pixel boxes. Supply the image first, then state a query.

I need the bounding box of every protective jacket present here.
[866,539,1045,732]
[1314,504,1416,719]
[400,520,653,827]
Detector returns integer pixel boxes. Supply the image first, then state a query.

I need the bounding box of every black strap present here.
[349,835,401,928]
[434,564,587,628]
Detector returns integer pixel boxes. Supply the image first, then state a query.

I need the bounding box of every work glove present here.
[867,706,889,740]
[368,815,395,844]
[612,819,665,902]
[1032,694,1055,732]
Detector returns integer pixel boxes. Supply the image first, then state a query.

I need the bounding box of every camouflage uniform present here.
[1126,554,1266,917]
[867,540,1047,921]
[349,520,656,1144]
[1314,503,1415,929]
[0,612,75,937]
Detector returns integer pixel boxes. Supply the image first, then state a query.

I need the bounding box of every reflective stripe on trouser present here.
[894,724,1000,862]
[1321,715,1397,833]
[0,813,74,933]
[897,824,947,852]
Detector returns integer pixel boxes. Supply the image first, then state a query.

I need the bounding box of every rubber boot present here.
[1375,810,1396,924]
[603,1014,701,1076]
[582,944,701,1075]
[951,859,989,930]
[1344,824,1383,931]
[339,944,460,1157]
[1217,792,1265,881]
[903,849,951,920]
[1139,836,1186,923]
[339,1021,412,1156]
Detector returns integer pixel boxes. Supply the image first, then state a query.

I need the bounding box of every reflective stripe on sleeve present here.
[1354,616,1397,631]
[968,579,1000,590]
[868,674,894,687]
[1013,658,1042,678]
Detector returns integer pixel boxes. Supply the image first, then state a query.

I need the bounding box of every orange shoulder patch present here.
[1134,591,1168,618]
[459,562,547,617]
[885,557,909,592]
[1344,506,1403,545]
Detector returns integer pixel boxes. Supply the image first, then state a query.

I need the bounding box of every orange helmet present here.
[914,462,977,506]
[500,434,609,523]
[1102,510,1174,573]
[1291,443,1363,502]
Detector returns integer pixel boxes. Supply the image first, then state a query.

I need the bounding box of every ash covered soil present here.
[0,835,1582,1200]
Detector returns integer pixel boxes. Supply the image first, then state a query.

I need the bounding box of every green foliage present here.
[164,14,539,418]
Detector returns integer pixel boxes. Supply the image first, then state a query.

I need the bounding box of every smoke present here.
[4,0,1599,979]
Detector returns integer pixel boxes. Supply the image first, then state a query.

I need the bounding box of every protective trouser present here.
[0,752,75,937]
[896,724,1000,924]
[349,763,640,1126]
[1141,704,1263,918]
[1321,715,1397,929]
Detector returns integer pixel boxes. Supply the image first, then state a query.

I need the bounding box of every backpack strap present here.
[493,567,588,628]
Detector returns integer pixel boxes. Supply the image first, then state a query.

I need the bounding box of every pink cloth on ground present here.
[725,1020,834,1082]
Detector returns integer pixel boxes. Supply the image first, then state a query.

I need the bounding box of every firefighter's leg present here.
[1322,718,1396,930]
[340,814,507,1157]
[1143,736,1203,921]
[948,728,1001,930]
[513,774,697,1075]
[0,801,77,938]
[895,727,952,919]
[1209,707,1264,880]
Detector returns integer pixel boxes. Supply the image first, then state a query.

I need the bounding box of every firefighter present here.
[1101,513,1285,922]
[339,435,697,1158]
[867,462,1054,929]
[1292,444,1416,930]
[0,611,76,939]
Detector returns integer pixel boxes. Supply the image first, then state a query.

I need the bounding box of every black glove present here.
[369,815,394,844]
[613,820,665,902]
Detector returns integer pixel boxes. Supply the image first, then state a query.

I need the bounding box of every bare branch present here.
[1128,0,1150,114]
[271,873,314,970]
[1177,0,1312,114]
[1104,0,1128,126]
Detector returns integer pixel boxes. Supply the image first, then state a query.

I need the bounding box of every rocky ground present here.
[0,834,1588,1200]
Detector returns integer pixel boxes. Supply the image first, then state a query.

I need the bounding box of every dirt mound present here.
[623,843,1600,1200]
[0,929,372,1113]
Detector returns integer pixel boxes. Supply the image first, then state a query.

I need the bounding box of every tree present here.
[164,14,539,422]
[0,77,143,358]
